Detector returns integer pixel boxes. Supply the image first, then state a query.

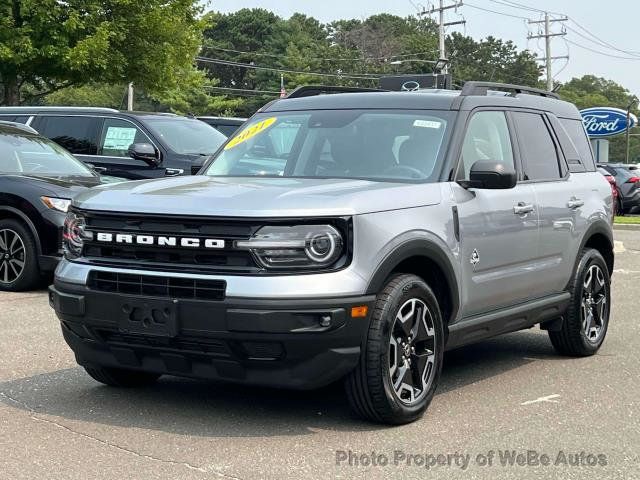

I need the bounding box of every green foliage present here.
[0,0,205,105]
[558,75,640,162]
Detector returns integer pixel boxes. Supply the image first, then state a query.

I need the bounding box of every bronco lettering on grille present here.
[95,232,225,249]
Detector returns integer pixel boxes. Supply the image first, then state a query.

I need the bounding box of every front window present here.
[145,117,227,155]
[0,132,94,176]
[204,110,452,182]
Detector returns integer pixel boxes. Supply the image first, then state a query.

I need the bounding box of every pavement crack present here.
[0,391,243,479]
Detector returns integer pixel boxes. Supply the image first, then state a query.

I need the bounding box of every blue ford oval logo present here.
[580,107,637,138]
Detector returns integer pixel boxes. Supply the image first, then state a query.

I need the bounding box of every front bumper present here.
[50,281,375,390]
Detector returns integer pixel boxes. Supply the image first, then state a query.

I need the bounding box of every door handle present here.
[513,202,534,215]
[567,197,584,209]
[164,168,184,177]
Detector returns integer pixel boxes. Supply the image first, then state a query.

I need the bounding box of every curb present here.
[613,223,640,231]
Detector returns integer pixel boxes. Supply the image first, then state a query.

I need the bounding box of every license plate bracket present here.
[118,298,179,337]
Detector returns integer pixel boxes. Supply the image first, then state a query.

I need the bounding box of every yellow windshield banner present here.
[224,117,277,150]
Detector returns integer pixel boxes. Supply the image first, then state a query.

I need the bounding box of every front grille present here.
[89,271,226,300]
[80,212,261,273]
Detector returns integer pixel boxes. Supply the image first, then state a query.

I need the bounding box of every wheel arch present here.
[0,205,43,257]
[366,239,460,325]
[576,221,614,277]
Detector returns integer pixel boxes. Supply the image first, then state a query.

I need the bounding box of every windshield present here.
[0,132,94,176]
[145,117,227,155]
[204,110,452,182]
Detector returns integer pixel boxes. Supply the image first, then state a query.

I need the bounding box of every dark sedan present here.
[598,163,640,214]
[0,121,112,290]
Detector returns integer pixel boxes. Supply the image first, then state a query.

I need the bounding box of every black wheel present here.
[345,274,444,424]
[549,249,611,356]
[84,366,161,387]
[0,219,41,291]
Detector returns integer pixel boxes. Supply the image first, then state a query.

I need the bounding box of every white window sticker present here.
[413,120,442,129]
[103,127,137,150]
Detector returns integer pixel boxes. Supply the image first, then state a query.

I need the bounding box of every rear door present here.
[511,111,579,296]
[31,115,99,157]
[452,110,541,317]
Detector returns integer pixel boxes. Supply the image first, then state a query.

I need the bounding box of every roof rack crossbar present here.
[286,85,386,99]
[460,81,560,99]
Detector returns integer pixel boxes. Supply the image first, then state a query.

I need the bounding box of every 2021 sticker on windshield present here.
[224,117,277,150]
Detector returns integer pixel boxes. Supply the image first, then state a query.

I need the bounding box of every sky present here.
[207,0,640,97]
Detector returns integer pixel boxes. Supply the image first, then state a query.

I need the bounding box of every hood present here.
[3,174,98,198]
[72,175,442,217]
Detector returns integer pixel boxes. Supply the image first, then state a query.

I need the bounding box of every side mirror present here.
[128,143,160,167]
[465,160,517,189]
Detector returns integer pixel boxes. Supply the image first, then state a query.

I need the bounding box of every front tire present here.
[345,274,444,424]
[84,366,161,387]
[0,219,41,292]
[549,249,611,356]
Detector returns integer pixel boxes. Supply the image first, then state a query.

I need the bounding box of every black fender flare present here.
[365,239,460,322]
[570,219,614,281]
[0,206,43,258]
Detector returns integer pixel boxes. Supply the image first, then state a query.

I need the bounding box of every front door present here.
[452,110,541,318]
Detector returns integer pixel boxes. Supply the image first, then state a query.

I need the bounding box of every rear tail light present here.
[626,176,640,183]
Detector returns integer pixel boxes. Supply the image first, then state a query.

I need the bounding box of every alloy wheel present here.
[388,298,437,405]
[0,229,26,285]
[581,264,608,343]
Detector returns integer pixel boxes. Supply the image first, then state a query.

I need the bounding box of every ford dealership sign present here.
[580,107,637,138]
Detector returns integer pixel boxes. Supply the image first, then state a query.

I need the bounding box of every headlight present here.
[63,212,92,258]
[236,225,344,270]
[41,197,72,213]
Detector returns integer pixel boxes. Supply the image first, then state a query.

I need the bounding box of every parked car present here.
[198,116,246,136]
[50,82,613,425]
[0,121,117,291]
[597,167,620,216]
[598,163,640,214]
[0,107,227,179]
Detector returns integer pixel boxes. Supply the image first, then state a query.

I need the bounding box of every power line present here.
[195,56,382,81]
[564,39,640,60]
[464,2,530,20]
[566,21,640,58]
[203,45,439,63]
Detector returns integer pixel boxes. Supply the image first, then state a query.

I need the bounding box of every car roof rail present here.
[286,85,387,99]
[460,81,560,99]
[0,106,120,112]
[0,121,38,134]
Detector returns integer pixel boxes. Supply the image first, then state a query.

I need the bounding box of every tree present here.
[558,75,640,162]
[0,0,204,105]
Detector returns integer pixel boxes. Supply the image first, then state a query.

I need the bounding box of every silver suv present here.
[49,82,614,424]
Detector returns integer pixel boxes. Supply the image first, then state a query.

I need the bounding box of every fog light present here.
[351,305,368,318]
[320,315,332,327]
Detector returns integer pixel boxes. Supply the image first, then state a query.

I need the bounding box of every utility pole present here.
[528,13,568,91]
[127,82,134,111]
[421,1,465,74]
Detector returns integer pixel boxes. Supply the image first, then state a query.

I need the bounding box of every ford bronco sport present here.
[49,82,614,424]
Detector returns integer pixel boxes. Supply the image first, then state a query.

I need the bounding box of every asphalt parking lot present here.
[1,230,639,480]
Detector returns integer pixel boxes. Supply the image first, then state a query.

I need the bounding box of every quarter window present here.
[513,112,562,180]
[459,111,514,180]
[98,118,151,157]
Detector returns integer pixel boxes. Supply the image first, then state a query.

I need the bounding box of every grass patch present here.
[614,216,640,224]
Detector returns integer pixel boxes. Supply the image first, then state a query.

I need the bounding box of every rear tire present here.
[549,248,611,356]
[345,274,444,424]
[0,219,41,292]
[84,366,161,387]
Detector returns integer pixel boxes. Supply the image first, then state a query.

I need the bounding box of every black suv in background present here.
[197,116,246,136]
[598,163,640,214]
[0,107,227,179]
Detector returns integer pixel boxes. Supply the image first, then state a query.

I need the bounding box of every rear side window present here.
[560,118,595,171]
[35,116,99,155]
[512,112,562,181]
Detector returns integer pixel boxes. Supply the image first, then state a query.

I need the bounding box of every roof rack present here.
[460,81,560,99]
[286,85,386,99]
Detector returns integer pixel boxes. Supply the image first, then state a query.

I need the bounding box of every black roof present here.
[263,85,581,120]
[0,106,179,119]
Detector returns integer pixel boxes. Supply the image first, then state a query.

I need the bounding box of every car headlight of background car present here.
[236,224,347,270]
[41,196,72,213]
[63,212,92,258]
